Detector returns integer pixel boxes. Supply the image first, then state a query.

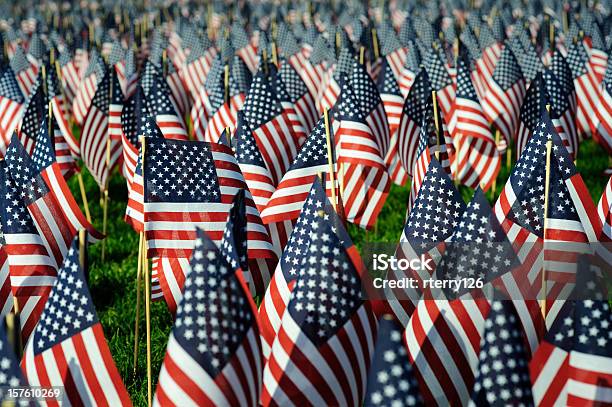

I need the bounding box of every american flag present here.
[378,59,408,186]
[120,85,152,188]
[379,25,408,81]
[475,22,503,93]
[261,199,376,406]
[277,26,322,130]
[165,62,190,118]
[32,112,77,179]
[406,189,520,405]
[350,58,390,158]
[242,66,300,185]
[154,225,262,406]
[142,137,277,296]
[333,79,390,229]
[22,237,132,406]
[259,177,335,359]
[10,45,38,96]
[397,68,431,177]
[260,116,333,251]
[543,64,579,160]
[200,56,250,143]
[592,63,612,155]
[529,259,606,407]
[72,49,105,125]
[299,35,333,102]
[598,176,612,240]
[276,58,318,142]
[47,60,80,160]
[108,41,128,95]
[58,48,80,105]
[565,297,612,404]
[516,73,547,158]
[17,78,45,155]
[232,112,275,214]
[495,112,602,329]
[232,22,259,73]
[0,67,25,156]
[470,299,534,405]
[0,322,29,402]
[566,40,604,140]
[141,62,188,140]
[181,35,217,101]
[318,47,355,113]
[0,161,55,342]
[81,66,123,187]
[5,135,102,268]
[481,44,526,149]
[409,93,454,212]
[585,22,608,81]
[451,49,501,191]
[363,316,424,407]
[398,41,422,98]
[423,48,455,120]
[386,157,465,325]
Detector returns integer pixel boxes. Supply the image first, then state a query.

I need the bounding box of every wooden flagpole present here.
[323,108,337,211]
[132,231,144,379]
[359,46,365,65]
[541,139,552,320]
[224,64,230,103]
[138,136,152,407]
[541,104,553,321]
[372,29,379,59]
[491,130,500,198]
[101,72,113,262]
[431,91,440,161]
[144,236,152,407]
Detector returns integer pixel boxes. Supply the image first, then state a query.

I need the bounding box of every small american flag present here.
[592,61,612,155]
[22,237,132,406]
[397,68,431,178]
[231,22,258,73]
[0,322,29,401]
[363,316,424,407]
[423,49,455,120]
[47,60,80,160]
[516,73,547,158]
[300,35,333,101]
[261,198,376,406]
[0,67,25,156]
[333,79,390,229]
[154,226,262,406]
[142,62,188,140]
[80,66,123,187]
[566,39,603,139]
[495,111,602,329]
[142,137,277,296]
[232,112,275,213]
[377,59,408,186]
[58,48,80,104]
[72,49,105,125]
[542,66,579,160]
[398,42,422,98]
[10,45,38,96]
[32,112,77,179]
[0,161,55,342]
[259,177,338,359]
[260,116,334,251]
[482,44,526,150]
[387,157,465,324]
[451,48,501,191]
[5,135,102,268]
[318,47,355,113]
[181,34,217,101]
[598,176,612,240]
[17,79,45,155]
[469,299,534,406]
[242,66,300,185]
[566,297,612,404]
[529,259,606,406]
[275,59,317,144]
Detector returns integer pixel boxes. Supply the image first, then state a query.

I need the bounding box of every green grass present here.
[69,139,609,405]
